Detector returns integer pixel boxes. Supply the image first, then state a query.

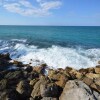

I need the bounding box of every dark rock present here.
[25,66,33,72]
[5,70,23,80]
[0,89,20,100]
[0,79,7,91]
[13,60,24,67]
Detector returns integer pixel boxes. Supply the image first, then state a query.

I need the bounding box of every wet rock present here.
[25,66,33,72]
[0,53,11,60]
[40,83,59,97]
[13,60,24,67]
[59,80,95,100]
[16,80,32,99]
[41,97,58,100]
[0,79,7,91]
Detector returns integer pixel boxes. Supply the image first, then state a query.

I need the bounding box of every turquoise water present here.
[0,26,100,48]
[0,26,100,69]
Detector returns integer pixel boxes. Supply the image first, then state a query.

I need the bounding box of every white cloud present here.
[1,0,62,16]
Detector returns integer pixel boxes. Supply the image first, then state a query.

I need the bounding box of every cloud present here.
[1,0,62,16]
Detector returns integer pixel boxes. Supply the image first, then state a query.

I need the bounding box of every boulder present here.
[94,67,100,74]
[86,73,100,79]
[31,80,41,98]
[33,64,47,75]
[16,80,32,98]
[59,80,95,100]
[13,60,24,67]
[90,78,100,93]
[82,77,93,86]
[93,90,100,100]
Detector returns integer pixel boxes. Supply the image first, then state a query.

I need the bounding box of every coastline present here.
[0,53,100,100]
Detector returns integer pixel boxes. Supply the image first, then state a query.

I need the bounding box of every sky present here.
[0,0,100,26]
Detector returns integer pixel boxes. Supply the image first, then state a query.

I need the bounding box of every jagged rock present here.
[16,80,32,99]
[40,83,59,97]
[0,79,7,91]
[41,97,58,100]
[79,68,88,75]
[59,80,95,100]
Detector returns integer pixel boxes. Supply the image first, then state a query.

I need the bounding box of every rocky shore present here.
[0,53,100,100]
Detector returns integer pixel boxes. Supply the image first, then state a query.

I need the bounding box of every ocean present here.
[0,25,100,69]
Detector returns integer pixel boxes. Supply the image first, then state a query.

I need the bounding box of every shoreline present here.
[0,53,100,100]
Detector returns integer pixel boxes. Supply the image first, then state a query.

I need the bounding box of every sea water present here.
[0,26,100,69]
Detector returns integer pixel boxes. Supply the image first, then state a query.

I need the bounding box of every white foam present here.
[11,39,27,43]
[10,43,100,69]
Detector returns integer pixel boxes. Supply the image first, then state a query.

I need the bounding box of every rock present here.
[86,73,100,79]
[16,80,32,98]
[33,64,47,75]
[98,61,100,64]
[5,70,23,80]
[82,77,93,86]
[79,68,88,75]
[13,60,24,67]
[0,79,7,91]
[55,74,68,88]
[30,79,39,87]
[48,69,68,87]
[25,66,33,72]
[69,69,82,79]
[59,80,95,100]
[93,90,100,100]
[0,53,11,60]
[31,80,41,98]
[41,97,58,100]
[90,78,100,93]
[40,83,59,97]
[94,67,100,74]
[0,89,20,100]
